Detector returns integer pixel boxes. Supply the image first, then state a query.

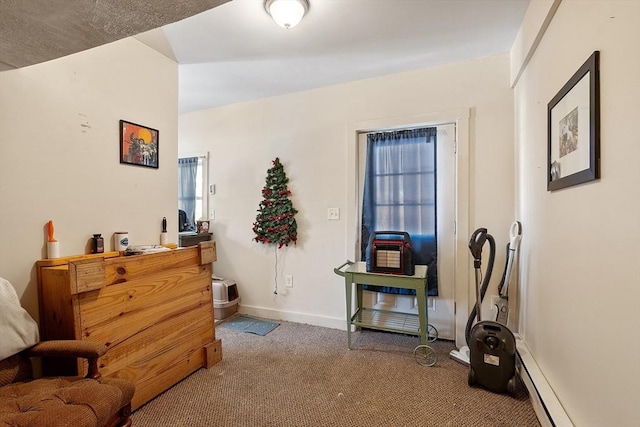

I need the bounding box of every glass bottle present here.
[92,234,104,253]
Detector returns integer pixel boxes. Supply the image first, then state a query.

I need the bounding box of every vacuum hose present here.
[464,230,496,345]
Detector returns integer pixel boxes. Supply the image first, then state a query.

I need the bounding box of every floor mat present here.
[220,315,280,336]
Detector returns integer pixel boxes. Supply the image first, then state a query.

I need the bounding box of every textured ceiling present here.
[0,0,230,71]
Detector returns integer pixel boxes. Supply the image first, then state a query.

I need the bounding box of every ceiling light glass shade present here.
[265,0,309,29]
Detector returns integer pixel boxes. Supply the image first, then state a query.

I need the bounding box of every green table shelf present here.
[334,260,430,349]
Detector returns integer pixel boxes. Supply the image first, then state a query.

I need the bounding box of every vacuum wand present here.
[475,268,483,322]
[495,221,522,324]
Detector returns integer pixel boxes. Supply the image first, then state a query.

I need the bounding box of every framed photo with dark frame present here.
[547,51,600,191]
[120,120,159,169]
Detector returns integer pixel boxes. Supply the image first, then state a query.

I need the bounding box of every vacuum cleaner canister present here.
[468,321,517,395]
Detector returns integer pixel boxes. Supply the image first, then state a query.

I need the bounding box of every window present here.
[361,127,438,295]
[178,155,208,231]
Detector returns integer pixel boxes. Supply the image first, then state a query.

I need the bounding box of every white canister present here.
[46,241,60,259]
[114,232,129,252]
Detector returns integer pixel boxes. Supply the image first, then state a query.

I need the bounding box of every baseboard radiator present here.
[515,337,574,427]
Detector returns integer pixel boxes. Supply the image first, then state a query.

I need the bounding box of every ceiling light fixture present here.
[264,0,309,29]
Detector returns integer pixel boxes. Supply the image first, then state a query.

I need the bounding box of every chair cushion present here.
[0,376,134,427]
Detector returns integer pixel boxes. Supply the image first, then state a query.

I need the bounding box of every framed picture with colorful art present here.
[547,51,600,191]
[119,120,159,169]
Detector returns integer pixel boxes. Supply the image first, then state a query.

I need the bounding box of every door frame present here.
[346,109,470,348]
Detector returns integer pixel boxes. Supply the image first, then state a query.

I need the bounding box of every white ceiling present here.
[137,0,530,114]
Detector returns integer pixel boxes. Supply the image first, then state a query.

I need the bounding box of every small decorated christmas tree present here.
[253,157,298,248]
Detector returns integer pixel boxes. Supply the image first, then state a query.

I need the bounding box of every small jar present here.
[92,234,104,254]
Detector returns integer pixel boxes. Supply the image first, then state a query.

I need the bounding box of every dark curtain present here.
[361,127,438,296]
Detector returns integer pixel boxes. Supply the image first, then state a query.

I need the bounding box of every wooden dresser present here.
[36,241,221,410]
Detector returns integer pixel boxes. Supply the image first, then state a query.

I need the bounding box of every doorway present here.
[355,123,456,340]
[346,109,470,345]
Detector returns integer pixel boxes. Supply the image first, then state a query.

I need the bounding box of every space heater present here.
[366,231,415,276]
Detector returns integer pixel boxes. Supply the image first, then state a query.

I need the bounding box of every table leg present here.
[355,283,363,332]
[345,275,352,349]
[416,286,428,346]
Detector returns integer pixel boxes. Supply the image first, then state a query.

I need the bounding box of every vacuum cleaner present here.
[449,222,522,395]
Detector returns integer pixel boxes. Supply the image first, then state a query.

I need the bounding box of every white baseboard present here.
[515,336,574,427]
[237,305,346,331]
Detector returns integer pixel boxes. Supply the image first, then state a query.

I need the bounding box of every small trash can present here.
[212,276,239,320]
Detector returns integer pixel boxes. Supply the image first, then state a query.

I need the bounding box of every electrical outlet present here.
[209,210,215,220]
[327,208,340,220]
[285,275,293,288]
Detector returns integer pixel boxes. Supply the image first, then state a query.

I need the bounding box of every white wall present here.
[0,38,179,318]
[513,1,640,425]
[179,54,516,330]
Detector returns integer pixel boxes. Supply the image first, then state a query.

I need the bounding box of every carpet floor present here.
[132,318,540,426]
